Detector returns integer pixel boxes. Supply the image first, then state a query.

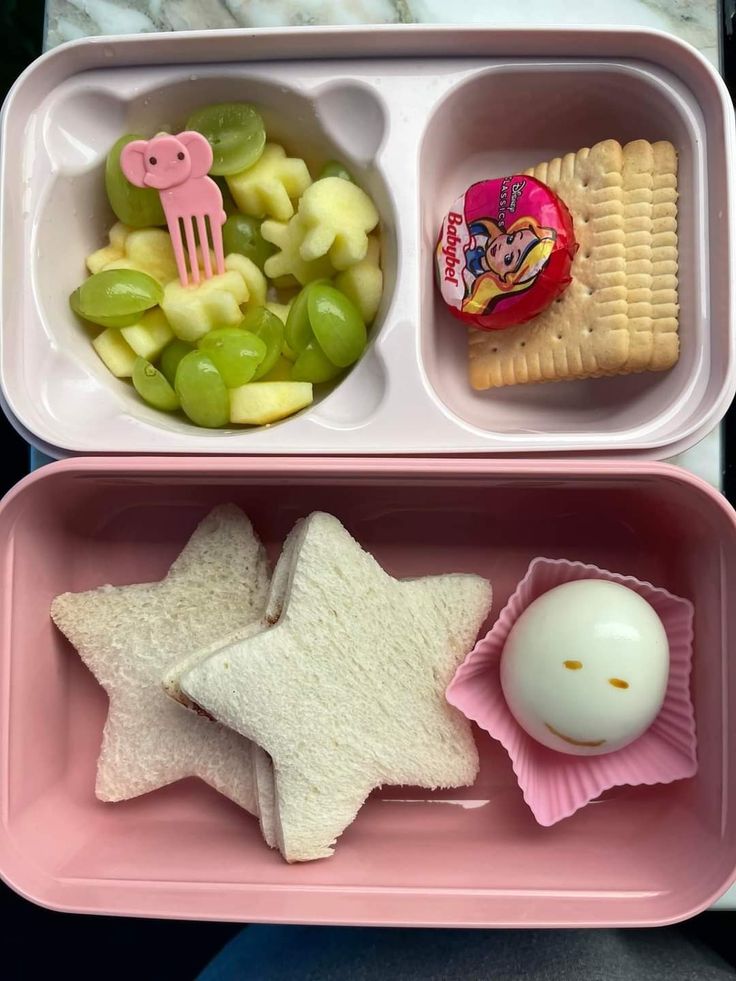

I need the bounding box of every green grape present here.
[239,306,285,380]
[285,284,312,355]
[174,351,230,428]
[186,102,266,176]
[222,214,275,270]
[291,340,343,384]
[307,284,367,367]
[70,269,163,328]
[132,357,180,411]
[259,355,294,382]
[198,327,267,388]
[281,336,298,362]
[318,160,354,183]
[214,176,239,216]
[105,134,167,227]
[284,279,329,355]
[160,339,195,386]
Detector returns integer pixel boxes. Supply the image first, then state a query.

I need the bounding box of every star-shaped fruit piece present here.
[335,234,383,323]
[224,252,267,308]
[297,176,379,270]
[226,143,312,222]
[50,505,269,813]
[262,216,334,285]
[87,222,180,286]
[162,269,249,341]
[180,512,492,862]
[86,221,131,273]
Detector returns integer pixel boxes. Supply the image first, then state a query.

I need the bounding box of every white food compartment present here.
[0,27,733,455]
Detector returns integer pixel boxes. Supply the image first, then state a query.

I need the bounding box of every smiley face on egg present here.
[500,579,670,756]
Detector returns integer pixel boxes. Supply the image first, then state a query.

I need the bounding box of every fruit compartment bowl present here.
[0,456,735,926]
[0,26,734,456]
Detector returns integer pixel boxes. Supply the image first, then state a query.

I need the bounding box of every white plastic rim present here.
[0,26,734,456]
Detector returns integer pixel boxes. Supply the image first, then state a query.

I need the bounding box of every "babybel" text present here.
[442,211,463,286]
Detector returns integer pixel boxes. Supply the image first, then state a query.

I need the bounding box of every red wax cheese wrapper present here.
[436,176,578,331]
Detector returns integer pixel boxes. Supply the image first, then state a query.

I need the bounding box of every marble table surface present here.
[46,0,718,68]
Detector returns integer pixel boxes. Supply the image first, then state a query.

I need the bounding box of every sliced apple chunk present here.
[229,381,313,426]
[92,327,138,378]
[121,308,174,361]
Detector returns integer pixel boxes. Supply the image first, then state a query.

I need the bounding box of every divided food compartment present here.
[0,457,735,925]
[1,27,734,455]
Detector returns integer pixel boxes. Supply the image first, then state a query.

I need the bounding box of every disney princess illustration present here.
[462,216,557,317]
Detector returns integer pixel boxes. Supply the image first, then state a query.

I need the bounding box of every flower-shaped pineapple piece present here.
[261,217,334,286]
[335,235,383,323]
[297,177,379,270]
[226,144,312,222]
[162,270,249,342]
[87,223,179,285]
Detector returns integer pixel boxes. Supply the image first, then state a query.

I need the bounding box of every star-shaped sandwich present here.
[51,505,269,814]
[179,512,492,862]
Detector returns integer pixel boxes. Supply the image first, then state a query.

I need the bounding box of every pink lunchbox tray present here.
[1,25,734,457]
[1,456,735,926]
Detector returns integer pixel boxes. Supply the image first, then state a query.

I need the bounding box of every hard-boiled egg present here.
[500,579,669,756]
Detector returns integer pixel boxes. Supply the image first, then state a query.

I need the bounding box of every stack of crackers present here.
[468,139,679,390]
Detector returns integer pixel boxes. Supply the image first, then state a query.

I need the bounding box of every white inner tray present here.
[1,30,733,455]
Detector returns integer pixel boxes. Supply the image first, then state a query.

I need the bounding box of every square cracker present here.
[468,139,679,390]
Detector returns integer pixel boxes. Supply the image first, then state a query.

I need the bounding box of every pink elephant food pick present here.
[121,131,226,287]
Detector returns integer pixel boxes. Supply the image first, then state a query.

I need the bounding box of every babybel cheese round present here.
[436,175,577,330]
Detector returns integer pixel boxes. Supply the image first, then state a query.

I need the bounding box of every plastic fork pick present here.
[120,130,226,287]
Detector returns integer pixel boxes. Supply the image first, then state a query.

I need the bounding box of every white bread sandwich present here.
[51,504,269,814]
[178,512,492,861]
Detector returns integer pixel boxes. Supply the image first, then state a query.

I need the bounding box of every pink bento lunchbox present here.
[0,26,735,927]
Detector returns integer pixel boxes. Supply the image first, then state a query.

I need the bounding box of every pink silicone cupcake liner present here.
[446,557,697,827]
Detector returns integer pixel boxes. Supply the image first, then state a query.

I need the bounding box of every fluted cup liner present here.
[446,557,696,826]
